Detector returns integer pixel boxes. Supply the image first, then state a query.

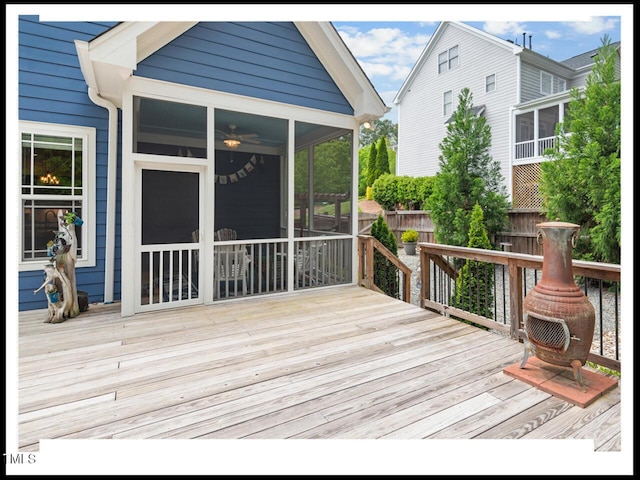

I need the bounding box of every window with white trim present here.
[19,121,95,271]
[448,45,459,70]
[438,51,448,74]
[486,74,496,93]
[438,45,459,73]
[558,78,567,92]
[443,90,453,116]
[540,71,553,95]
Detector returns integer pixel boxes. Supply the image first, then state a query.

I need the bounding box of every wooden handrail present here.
[357,235,412,303]
[418,242,621,371]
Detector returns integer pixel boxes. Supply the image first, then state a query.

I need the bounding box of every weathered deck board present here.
[16,285,621,458]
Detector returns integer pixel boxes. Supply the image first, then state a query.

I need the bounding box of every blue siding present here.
[136,22,353,115]
[17,18,351,312]
[18,16,119,311]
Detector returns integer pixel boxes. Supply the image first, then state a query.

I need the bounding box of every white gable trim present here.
[296,22,389,123]
[76,21,388,123]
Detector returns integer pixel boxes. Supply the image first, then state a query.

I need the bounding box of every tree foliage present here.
[372,174,435,211]
[539,35,620,264]
[370,215,399,299]
[365,141,378,188]
[454,204,494,319]
[376,137,390,177]
[426,87,509,247]
[312,138,351,194]
[359,118,398,148]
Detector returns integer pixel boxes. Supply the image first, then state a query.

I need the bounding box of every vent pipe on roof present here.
[522,33,526,49]
[529,35,532,50]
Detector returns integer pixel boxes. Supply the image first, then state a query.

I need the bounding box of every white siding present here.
[397,24,518,190]
[520,62,544,102]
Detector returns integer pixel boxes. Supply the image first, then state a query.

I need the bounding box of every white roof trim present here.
[76,22,197,107]
[296,22,389,123]
[394,21,523,105]
[77,20,388,122]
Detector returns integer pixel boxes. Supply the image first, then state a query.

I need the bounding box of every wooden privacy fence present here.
[358,209,551,255]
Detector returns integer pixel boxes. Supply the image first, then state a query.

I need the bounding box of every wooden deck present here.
[14,285,624,473]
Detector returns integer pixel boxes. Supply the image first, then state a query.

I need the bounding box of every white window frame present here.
[448,45,459,70]
[438,51,448,74]
[438,45,459,74]
[443,90,453,116]
[19,121,96,272]
[540,71,553,95]
[486,73,496,93]
[558,78,567,92]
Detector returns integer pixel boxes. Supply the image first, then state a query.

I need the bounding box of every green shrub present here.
[454,204,494,319]
[370,215,399,299]
[371,174,399,210]
[372,174,436,211]
[415,176,435,210]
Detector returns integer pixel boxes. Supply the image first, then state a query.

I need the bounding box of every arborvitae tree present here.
[366,141,378,188]
[426,87,509,247]
[539,35,620,264]
[370,215,399,299]
[454,203,494,319]
[376,137,390,177]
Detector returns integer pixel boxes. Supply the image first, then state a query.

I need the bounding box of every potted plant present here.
[401,229,419,255]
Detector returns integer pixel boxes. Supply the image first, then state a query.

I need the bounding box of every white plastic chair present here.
[215,244,249,297]
[215,228,238,241]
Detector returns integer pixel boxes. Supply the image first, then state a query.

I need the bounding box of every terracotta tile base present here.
[503,356,618,408]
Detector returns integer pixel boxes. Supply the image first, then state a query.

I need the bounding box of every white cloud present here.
[567,16,619,35]
[481,21,528,37]
[336,26,430,82]
[545,30,562,40]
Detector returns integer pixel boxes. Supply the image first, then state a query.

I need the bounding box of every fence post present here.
[420,248,430,309]
[508,258,523,340]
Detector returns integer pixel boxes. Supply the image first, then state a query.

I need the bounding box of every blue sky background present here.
[334,14,624,123]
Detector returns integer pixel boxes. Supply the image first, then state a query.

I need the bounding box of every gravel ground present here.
[396,247,621,361]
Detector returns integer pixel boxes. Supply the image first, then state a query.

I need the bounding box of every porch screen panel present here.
[515,112,535,159]
[141,170,199,245]
[140,170,200,306]
[213,109,288,240]
[133,97,207,158]
[294,122,353,236]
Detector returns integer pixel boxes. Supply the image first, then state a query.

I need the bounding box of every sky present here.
[333,12,625,123]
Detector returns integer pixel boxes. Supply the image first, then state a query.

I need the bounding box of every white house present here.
[393,21,621,208]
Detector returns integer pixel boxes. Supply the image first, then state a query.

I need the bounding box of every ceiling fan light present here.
[224,138,241,149]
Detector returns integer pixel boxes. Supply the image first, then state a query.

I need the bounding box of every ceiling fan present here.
[216,124,260,149]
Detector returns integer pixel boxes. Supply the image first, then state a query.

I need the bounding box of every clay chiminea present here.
[520,221,596,392]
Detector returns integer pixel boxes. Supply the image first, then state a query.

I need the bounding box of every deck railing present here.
[358,235,412,303]
[514,135,556,160]
[418,243,621,371]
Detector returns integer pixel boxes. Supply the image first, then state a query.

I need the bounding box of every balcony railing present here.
[515,136,556,160]
[418,243,621,372]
